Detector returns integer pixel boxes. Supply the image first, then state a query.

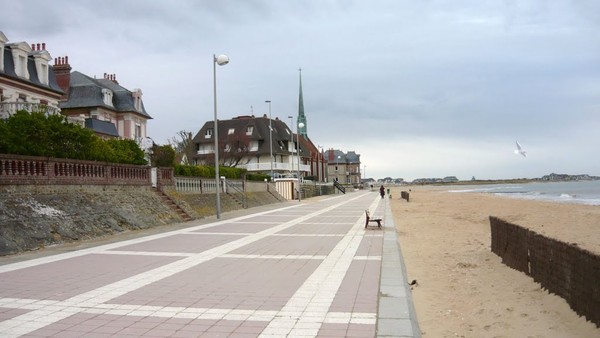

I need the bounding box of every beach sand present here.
[389,186,600,338]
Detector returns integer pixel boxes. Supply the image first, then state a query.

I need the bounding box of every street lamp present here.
[297,122,304,202]
[337,155,341,183]
[288,115,293,176]
[317,145,324,182]
[266,100,273,179]
[213,54,229,219]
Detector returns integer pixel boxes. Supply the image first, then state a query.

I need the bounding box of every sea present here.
[447,180,600,206]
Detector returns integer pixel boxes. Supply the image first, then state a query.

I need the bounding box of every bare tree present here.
[221,132,251,167]
[169,130,194,165]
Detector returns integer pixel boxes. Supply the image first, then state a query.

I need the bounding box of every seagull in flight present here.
[514,141,527,157]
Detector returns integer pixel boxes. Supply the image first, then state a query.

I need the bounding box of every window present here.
[228,128,235,135]
[39,64,48,85]
[135,124,141,139]
[205,129,213,138]
[17,55,27,78]
[102,89,113,106]
[246,126,254,135]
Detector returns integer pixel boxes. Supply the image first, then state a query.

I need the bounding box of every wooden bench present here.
[365,210,382,228]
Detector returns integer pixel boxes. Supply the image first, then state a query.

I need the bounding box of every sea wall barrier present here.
[0,154,330,200]
[0,154,173,187]
[489,216,600,328]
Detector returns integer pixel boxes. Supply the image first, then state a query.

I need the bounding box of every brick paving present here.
[0,191,419,337]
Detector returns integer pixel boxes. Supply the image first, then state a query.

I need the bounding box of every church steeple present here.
[297,68,307,137]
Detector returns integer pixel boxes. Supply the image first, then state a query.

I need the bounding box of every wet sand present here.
[390,186,600,338]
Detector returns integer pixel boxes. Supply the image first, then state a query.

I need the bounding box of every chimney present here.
[106,73,118,84]
[53,56,72,100]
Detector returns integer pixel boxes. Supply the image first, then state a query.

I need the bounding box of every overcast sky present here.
[4,0,600,180]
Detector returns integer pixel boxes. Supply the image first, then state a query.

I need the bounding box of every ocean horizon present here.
[447,180,600,206]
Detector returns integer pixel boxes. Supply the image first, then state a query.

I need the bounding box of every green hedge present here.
[0,110,146,165]
[174,164,246,179]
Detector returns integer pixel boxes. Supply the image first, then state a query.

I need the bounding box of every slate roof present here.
[324,149,360,164]
[1,46,63,95]
[192,115,304,158]
[59,71,151,119]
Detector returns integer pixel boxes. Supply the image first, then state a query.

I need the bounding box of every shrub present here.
[174,164,246,179]
[0,110,147,165]
[246,173,271,181]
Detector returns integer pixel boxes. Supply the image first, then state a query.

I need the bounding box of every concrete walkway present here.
[0,191,420,337]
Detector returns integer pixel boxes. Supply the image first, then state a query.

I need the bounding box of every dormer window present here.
[17,55,27,78]
[32,48,51,85]
[9,42,31,79]
[228,128,235,135]
[205,128,213,138]
[246,126,254,135]
[0,45,4,73]
[102,88,113,106]
[132,88,143,112]
[39,63,48,84]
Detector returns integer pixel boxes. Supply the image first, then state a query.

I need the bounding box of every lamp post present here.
[337,155,341,183]
[213,54,229,219]
[297,122,304,202]
[364,165,367,186]
[317,145,324,182]
[266,100,273,179]
[288,115,293,176]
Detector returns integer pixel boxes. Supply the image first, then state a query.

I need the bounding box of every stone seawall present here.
[0,185,187,256]
[0,185,286,256]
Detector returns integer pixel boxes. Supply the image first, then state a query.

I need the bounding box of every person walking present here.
[380,185,385,199]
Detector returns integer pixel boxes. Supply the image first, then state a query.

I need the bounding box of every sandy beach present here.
[390,186,600,338]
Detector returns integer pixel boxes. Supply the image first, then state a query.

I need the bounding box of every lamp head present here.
[215,54,229,66]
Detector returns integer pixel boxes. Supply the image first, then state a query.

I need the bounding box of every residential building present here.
[324,149,362,186]
[0,31,63,119]
[0,31,151,140]
[191,68,327,180]
[54,57,152,139]
[191,115,328,180]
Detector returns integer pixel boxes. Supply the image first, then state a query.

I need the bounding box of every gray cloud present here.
[3,0,599,180]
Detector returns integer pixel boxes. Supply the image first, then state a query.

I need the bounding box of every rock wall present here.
[0,185,185,256]
[0,185,286,256]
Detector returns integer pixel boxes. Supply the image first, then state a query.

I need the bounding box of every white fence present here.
[174,176,310,200]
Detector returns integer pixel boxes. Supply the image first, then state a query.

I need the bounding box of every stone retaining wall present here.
[0,185,185,256]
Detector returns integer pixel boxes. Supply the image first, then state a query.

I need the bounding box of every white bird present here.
[514,141,527,157]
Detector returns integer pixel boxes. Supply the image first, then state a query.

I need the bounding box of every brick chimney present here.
[104,73,119,84]
[53,56,71,100]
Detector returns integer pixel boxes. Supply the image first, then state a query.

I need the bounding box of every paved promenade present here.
[0,191,420,337]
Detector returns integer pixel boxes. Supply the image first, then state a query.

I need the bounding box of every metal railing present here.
[224,180,247,208]
[333,180,346,194]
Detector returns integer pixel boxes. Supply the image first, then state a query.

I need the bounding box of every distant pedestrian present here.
[380,185,385,198]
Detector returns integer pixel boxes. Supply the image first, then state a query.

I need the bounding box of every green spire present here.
[298,68,307,137]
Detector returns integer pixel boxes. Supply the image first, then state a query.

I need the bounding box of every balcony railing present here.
[0,102,61,118]
[240,162,311,172]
